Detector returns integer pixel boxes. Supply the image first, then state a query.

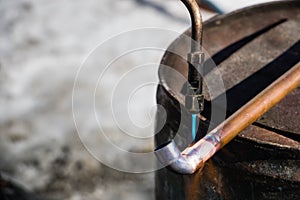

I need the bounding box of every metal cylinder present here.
[155,1,300,199]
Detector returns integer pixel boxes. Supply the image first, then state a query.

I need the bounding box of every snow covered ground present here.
[0,0,278,199]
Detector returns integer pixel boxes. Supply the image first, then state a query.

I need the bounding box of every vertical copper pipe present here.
[181,0,203,52]
[181,0,205,114]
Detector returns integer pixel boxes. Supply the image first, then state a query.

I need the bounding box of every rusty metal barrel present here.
[155,1,300,199]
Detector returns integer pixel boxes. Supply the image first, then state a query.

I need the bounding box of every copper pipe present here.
[181,0,205,113]
[181,0,203,52]
[155,62,300,174]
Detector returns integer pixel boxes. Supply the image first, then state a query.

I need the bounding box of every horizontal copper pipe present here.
[155,62,300,174]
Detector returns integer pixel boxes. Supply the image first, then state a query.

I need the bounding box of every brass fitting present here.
[185,93,204,114]
[186,51,205,114]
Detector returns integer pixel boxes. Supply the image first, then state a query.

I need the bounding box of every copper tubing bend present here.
[155,62,300,174]
[181,0,203,52]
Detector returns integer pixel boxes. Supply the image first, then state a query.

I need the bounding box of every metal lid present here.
[159,0,300,152]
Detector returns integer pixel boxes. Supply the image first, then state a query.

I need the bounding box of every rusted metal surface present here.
[155,1,300,199]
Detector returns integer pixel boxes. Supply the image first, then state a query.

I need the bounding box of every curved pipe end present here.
[181,0,203,50]
[155,140,204,174]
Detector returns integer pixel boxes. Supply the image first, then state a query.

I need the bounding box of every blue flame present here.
[192,114,197,140]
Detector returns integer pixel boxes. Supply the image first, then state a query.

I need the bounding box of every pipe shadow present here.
[198,39,300,139]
